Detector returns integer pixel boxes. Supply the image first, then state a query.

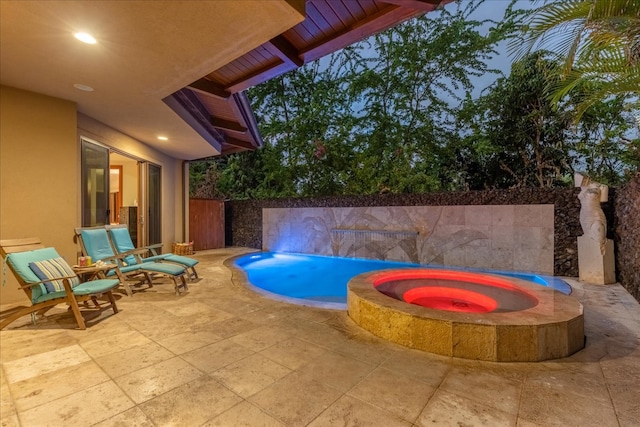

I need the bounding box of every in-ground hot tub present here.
[348,269,584,362]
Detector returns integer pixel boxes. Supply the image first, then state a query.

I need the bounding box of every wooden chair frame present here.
[1,238,119,330]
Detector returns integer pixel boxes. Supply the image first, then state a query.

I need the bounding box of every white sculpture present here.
[575,173,608,255]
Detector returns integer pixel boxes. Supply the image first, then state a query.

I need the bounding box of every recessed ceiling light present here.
[73,83,94,92]
[157,136,168,141]
[74,32,97,44]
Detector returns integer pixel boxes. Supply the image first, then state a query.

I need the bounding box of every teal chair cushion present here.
[80,229,117,262]
[108,227,137,266]
[33,279,120,303]
[164,254,199,268]
[109,226,198,269]
[6,248,61,303]
[71,278,120,296]
[138,261,185,276]
[144,254,198,268]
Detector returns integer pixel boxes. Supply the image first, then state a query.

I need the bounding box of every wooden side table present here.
[72,264,117,281]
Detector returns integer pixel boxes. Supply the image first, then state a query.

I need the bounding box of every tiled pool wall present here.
[225,187,629,280]
[263,205,555,274]
[226,189,591,277]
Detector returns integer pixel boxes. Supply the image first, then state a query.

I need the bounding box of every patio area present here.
[1,247,639,427]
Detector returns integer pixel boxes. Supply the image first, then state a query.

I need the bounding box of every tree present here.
[571,82,640,184]
[343,0,527,193]
[512,0,640,120]
[243,48,363,197]
[460,51,575,188]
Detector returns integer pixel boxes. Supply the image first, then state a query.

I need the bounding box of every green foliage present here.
[460,51,575,188]
[512,0,640,120]
[189,0,639,198]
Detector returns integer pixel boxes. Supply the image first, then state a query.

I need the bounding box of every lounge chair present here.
[0,238,119,330]
[75,227,188,295]
[107,224,199,280]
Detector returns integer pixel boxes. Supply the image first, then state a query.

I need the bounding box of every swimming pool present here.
[234,252,572,309]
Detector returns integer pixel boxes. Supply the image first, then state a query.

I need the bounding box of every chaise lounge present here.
[107,224,199,280]
[75,227,188,296]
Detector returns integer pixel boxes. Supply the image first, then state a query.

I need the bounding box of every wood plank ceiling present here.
[165,0,448,156]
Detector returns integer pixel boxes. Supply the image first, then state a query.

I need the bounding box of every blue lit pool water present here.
[234,252,572,309]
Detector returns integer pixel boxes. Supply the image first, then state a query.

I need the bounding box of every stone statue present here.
[575,173,608,255]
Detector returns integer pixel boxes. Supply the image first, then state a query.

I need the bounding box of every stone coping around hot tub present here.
[347,269,585,362]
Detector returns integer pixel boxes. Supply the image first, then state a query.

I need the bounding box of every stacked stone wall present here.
[614,173,640,302]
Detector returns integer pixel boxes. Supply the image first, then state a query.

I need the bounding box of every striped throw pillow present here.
[29,257,81,293]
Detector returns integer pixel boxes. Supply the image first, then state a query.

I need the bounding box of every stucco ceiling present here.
[1,0,447,160]
[0,0,305,159]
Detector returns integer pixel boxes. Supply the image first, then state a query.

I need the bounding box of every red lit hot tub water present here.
[373,270,538,313]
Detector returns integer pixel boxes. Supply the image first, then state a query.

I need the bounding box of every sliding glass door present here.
[81,138,162,246]
[147,163,162,245]
[81,138,110,226]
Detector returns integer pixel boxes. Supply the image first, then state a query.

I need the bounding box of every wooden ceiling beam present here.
[266,35,304,67]
[225,137,257,150]
[210,117,247,133]
[225,61,297,93]
[300,5,426,63]
[221,146,248,155]
[379,0,442,11]
[187,78,231,99]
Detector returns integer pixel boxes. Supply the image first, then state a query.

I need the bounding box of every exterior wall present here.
[226,188,618,277]
[77,114,185,252]
[0,86,186,305]
[0,86,79,305]
[263,205,555,274]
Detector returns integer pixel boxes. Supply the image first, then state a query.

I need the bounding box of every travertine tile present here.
[114,357,203,403]
[229,325,292,351]
[318,330,396,365]
[308,395,411,427]
[380,350,451,387]
[347,367,435,422]
[211,353,291,398]
[0,381,15,419]
[203,401,286,427]
[527,363,609,403]
[492,205,515,226]
[439,206,465,225]
[18,381,134,426]
[440,367,522,415]
[92,407,154,427]
[139,376,241,426]
[0,413,19,427]
[0,330,77,362]
[514,205,554,227]
[0,248,638,427]
[416,389,516,427]
[94,341,175,378]
[465,205,493,225]
[260,337,328,370]
[9,360,109,412]
[79,329,151,359]
[249,372,342,425]
[181,338,255,373]
[451,323,497,361]
[156,329,224,354]
[519,380,618,426]
[296,350,375,392]
[3,345,90,384]
[192,316,260,339]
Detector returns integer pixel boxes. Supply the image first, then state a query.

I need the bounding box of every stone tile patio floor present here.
[1,247,638,427]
